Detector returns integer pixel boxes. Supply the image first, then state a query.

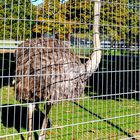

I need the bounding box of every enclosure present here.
[0,0,140,140]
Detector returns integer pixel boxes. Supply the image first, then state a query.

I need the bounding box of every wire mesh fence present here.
[0,0,140,140]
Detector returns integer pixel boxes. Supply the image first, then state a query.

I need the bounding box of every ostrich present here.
[15,0,101,140]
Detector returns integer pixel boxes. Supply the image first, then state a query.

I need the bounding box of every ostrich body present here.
[15,1,101,140]
[15,38,85,102]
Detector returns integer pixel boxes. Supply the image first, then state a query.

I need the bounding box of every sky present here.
[31,0,43,6]
[31,0,67,5]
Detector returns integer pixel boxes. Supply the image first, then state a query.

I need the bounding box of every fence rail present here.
[0,0,140,140]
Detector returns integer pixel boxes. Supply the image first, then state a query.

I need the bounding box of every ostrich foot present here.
[28,103,35,140]
[38,116,47,140]
[39,134,46,140]
[38,118,51,140]
[39,103,51,140]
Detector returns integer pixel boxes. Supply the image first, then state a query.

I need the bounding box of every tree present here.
[32,0,72,39]
[65,0,94,37]
[127,0,139,46]
[0,0,36,40]
[65,0,130,42]
[32,0,139,45]
[100,0,129,45]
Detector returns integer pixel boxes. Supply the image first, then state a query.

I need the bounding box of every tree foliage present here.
[126,0,139,46]
[65,0,93,33]
[0,0,139,45]
[32,0,72,39]
[0,0,36,40]
[100,0,129,43]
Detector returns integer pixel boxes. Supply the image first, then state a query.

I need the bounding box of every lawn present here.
[70,47,140,57]
[0,86,140,140]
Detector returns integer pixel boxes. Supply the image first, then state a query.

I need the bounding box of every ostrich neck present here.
[83,0,101,78]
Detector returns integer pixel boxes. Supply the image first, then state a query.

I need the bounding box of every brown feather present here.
[15,38,87,103]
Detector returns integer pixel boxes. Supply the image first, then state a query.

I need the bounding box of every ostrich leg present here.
[39,103,51,140]
[28,103,35,140]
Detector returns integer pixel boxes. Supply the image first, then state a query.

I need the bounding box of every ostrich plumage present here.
[15,1,101,140]
[15,38,87,103]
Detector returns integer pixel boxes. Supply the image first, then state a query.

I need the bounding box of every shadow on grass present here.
[0,104,50,140]
[73,101,137,140]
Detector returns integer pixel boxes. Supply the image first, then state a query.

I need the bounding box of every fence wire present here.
[0,0,140,140]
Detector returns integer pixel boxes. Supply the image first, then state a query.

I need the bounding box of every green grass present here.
[70,47,124,57]
[0,86,140,140]
[70,47,92,57]
[70,47,140,57]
